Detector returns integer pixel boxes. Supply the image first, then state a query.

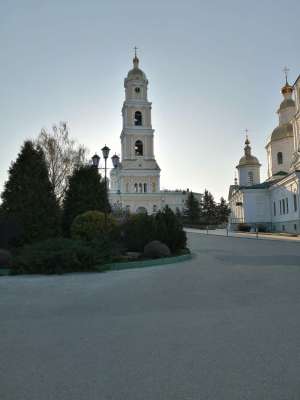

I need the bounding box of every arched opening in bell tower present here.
[135,140,143,156]
[134,111,142,126]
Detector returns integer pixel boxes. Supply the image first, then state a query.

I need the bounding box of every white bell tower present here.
[110,50,160,199]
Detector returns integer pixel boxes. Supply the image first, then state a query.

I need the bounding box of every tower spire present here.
[133,46,139,68]
[283,66,290,85]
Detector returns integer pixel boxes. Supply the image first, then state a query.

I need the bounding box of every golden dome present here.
[281,82,293,95]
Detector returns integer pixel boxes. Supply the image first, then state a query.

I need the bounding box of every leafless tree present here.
[37,122,88,202]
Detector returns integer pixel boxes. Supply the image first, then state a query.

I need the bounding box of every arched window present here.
[134,111,142,126]
[152,182,156,192]
[126,182,129,192]
[248,171,254,185]
[135,140,143,156]
[134,183,138,193]
[139,183,143,193]
[144,183,147,193]
[277,152,283,165]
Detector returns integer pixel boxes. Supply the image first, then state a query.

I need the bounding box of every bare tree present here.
[37,122,88,202]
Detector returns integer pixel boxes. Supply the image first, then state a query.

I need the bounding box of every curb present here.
[102,253,193,271]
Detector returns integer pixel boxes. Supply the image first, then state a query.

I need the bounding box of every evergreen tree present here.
[201,189,217,225]
[62,165,109,235]
[0,141,60,244]
[216,197,231,224]
[185,191,201,222]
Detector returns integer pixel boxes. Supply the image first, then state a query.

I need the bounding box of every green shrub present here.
[144,241,171,259]
[71,210,115,241]
[237,223,251,232]
[0,249,12,268]
[120,207,187,254]
[11,238,111,275]
[120,213,156,252]
[154,206,187,253]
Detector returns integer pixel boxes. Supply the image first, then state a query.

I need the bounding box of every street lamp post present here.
[101,145,110,229]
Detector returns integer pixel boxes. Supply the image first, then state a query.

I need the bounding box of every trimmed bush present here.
[144,241,171,259]
[71,210,115,241]
[237,223,251,232]
[0,249,12,269]
[11,238,111,275]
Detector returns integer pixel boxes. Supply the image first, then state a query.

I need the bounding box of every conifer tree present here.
[202,189,217,225]
[216,197,231,224]
[62,165,109,235]
[185,191,201,222]
[1,141,60,244]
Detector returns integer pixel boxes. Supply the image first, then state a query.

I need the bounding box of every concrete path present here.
[1,233,300,400]
[186,227,300,242]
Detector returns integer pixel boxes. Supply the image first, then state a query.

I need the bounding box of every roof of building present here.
[239,181,273,190]
[269,122,294,142]
[126,56,147,81]
[278,98,295,111]
[237,154,260,167]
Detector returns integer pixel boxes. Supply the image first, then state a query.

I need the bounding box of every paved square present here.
[1,233,300,400]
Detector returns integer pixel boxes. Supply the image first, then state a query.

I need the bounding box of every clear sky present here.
[0,0,299,201]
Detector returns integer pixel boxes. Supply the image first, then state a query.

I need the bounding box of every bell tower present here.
[110,50,160,198]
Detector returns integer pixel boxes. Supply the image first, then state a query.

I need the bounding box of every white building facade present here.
[229,75,300,233]
[109,54,201,214]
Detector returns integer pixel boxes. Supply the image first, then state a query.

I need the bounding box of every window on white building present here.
[248,171,254,185]
[153,205,157,213]
[286,197,289,214]
[152,182,156,192]
[277,152,283,165]
[279,200,282,215]
[282,199,286,214]
[294,193,298,212]
[273,201,276,216]
[144,183,147,193]
[134,183,138,192]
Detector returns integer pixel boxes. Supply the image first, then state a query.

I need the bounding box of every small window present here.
[282,225,285,231]
[282,199,286,214]
[294,193,298,212]
[135,140,143,156]
[273,201,276,216]
[126,182,129,192]
[135,87,140,94]
[134,111,142,126]
[294,224,297,231]
[279,200,282,215]
[152,182,156,192]
[248,171,254,185]
[277,152,283,165]
[139,183,143,193]
[153,205,157,213]
[134,183,138,193]
[144,183,147,193]
[286,197,289,214]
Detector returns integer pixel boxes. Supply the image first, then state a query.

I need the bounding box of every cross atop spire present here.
[283,66,290,84]
[133,46,139,68]
[134,46,138,58]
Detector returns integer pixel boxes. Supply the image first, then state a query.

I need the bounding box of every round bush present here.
[144,240,171,259]
[0,249,12,268]
[71,210,115,241]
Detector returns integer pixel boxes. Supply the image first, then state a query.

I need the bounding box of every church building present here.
[109,52,201,214]
[229,72,300,233]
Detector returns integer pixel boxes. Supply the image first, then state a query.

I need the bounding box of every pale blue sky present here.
[0,0,299,200]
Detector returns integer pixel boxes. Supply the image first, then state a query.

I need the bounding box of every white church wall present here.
[267,137,294,176]
[238,166,260,186]
[243,189,271,224]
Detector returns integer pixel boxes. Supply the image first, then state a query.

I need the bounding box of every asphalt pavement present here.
[1,233,300,400]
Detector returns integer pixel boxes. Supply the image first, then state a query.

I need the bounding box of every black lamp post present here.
[101,145,110,228]
[91,153,100,169]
